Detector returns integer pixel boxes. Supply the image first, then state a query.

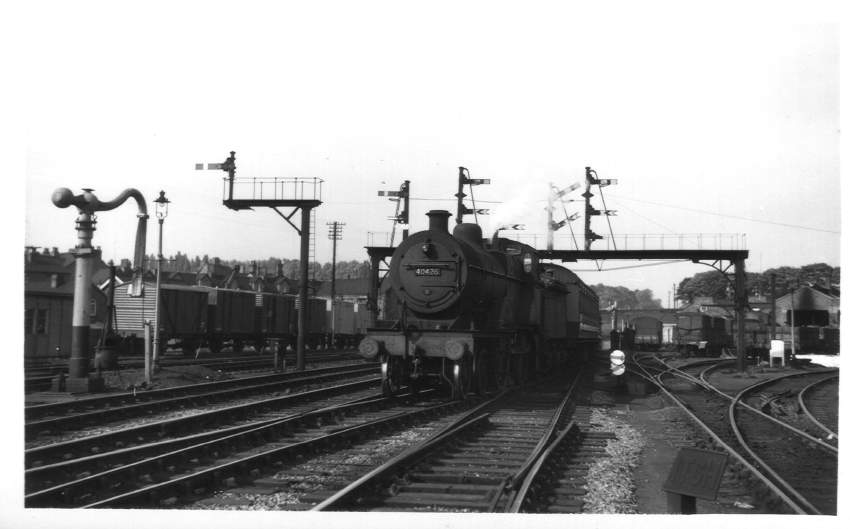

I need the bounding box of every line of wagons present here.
[613,314,738,356]
[614,312,839,356]
[111,281,370,356]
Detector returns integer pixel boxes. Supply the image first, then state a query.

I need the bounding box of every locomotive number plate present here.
[415,267,442,277]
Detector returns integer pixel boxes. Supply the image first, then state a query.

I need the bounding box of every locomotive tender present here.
[359,210,601,397]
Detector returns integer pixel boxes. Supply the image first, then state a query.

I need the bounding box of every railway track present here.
[26,390,469,508]
[739,371,839,446]
[731,372,838,514]
[26,364,378,437]
[633,354,839,515]
[25,382,387,502]
[798,374,839,441]
[25,351,363,392]
[314,372,585,512]
[25,378,381,471]
[505,415,613,513]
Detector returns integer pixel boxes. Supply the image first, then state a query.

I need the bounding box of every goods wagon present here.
[676,313,728,356]
[631,316,663,350]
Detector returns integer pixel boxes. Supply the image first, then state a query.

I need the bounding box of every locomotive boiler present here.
[359,210,600,397]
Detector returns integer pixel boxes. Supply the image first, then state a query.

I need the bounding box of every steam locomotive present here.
[358,210,601,397]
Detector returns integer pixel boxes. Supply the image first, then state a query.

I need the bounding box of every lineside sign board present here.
[663,448,728,500]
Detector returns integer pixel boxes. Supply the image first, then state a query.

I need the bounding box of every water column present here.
[52,187,148,393]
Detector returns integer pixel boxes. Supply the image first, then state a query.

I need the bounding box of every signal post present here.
[200,152,322,371]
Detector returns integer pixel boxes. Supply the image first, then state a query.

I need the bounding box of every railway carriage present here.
[358,210,600,397]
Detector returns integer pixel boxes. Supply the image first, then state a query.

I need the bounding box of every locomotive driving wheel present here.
[381,355,403,397]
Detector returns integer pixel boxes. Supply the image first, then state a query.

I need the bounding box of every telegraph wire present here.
[569,260,688,272]
[607,194,840,234]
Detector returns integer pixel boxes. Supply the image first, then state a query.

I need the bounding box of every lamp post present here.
[153,190,170,369]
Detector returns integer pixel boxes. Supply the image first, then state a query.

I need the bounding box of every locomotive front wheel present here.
[381,356,403,397]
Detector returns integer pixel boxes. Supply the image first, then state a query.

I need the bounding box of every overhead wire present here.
[571,259,688,272]
[607,193,840,235]
[614,201,677,233]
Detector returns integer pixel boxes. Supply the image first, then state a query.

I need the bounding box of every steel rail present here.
[28,392,457,508]
[315,371,581,512]
[27,395,390,507]
[727,389,826,514]
[653,363,838,453]
[26,378,381,469]
[312,390,510,511]
[26,366,378,435]
[26,364,374,420]
[506,420,579,513]
[640,358,837,452]
[28,389,392,496]
[697,359,736,387]
[495,369,584,510]
[83,399,464,509]
[797,374,839,441]
[629,358,809,514]
[25,382,387,487]
[730,372,838,454]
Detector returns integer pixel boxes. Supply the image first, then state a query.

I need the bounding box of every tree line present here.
[591,285,663,310]
[676,262,839,304]
[145,252,372,281]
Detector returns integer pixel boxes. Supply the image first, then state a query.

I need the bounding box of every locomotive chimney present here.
[426,210,452,233]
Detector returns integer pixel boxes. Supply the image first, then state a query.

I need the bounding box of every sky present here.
[5,1,847,528]
[16,2,841,309]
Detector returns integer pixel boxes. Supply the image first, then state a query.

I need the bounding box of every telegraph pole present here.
[327,221,344,347]
[547,184,555,250]
[770,273,777,340]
